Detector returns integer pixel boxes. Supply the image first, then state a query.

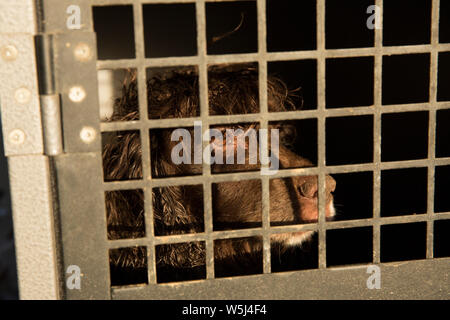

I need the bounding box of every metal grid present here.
[3,0,449,299]
[92,0,450,286]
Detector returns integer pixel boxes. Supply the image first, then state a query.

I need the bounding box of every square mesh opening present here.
[326,57,374,108]
[382,53,430,105]
[437,52,450,102]
[150,127,203,178]
[436,109,450,158]
[326,227,373,267]
[109,246,148,286]
[143,3,197,58]
[208,122,262,174]
[205,1,257,55]
[271,233,318,273]
[326,115,374,165]
[152,185,204,236]
[325,0,375,49]
[269,119,318,168]
[208,63,259,115]
[156,242,206,283]
[105,189,145,240]
[214,236,263,278]
[98,68,138,122]
[383,0,432,46]
[213,180,262,231]
[381,111,429,162]
[435,165,450,213]
[331,171,373,221]
[266,0,316,52]
[440,0,450,43]
[102,130,142,181]
[93,5,136,60]
[381,168,428,217]
[434,219,450,258]
[268,60,317,111]
[147,66,200,119]
[380,223,427,263]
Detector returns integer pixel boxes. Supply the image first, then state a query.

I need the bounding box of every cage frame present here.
[0,0,449,299]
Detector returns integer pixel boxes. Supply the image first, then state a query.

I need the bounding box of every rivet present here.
[14,87,31,104]
[69,86,86,103]
[1,45,18,61]
[9,129,26,145]
[74,43,92,62]
[80,126,96,144]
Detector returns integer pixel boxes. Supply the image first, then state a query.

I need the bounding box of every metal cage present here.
[0,0,449,300]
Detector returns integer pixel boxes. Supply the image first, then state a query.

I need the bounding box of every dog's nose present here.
[298,175,336,198]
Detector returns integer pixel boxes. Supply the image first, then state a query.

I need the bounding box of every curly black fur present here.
[103,65,302,283]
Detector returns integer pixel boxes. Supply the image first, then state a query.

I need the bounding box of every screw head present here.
[69,86,86,103]
[80,126,96,144]
[1,45,18,61]
[9,129,25,145]
[74,43,92,62]
[14,87,31,104]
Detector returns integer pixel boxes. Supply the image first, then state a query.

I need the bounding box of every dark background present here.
[1,0,449,295]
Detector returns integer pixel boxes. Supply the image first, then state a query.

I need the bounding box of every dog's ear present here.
[105,190,145,240]
[111,69,139,120]
[156,241,206,269]
[102,131,145,271]
[102,129,144,244]
[102,131,142,181]
[152,184,206,269]
[103,128,205,269]
[152,184,203,235]
[267,75,301,112]
[150,145,205,268]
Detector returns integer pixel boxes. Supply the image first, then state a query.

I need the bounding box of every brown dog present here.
[103,66,336,283]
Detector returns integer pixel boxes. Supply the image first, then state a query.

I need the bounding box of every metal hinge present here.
[35,34,63,156]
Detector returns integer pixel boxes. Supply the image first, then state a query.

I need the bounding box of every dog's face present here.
[153,124,336,248]
[105,68,337,275]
